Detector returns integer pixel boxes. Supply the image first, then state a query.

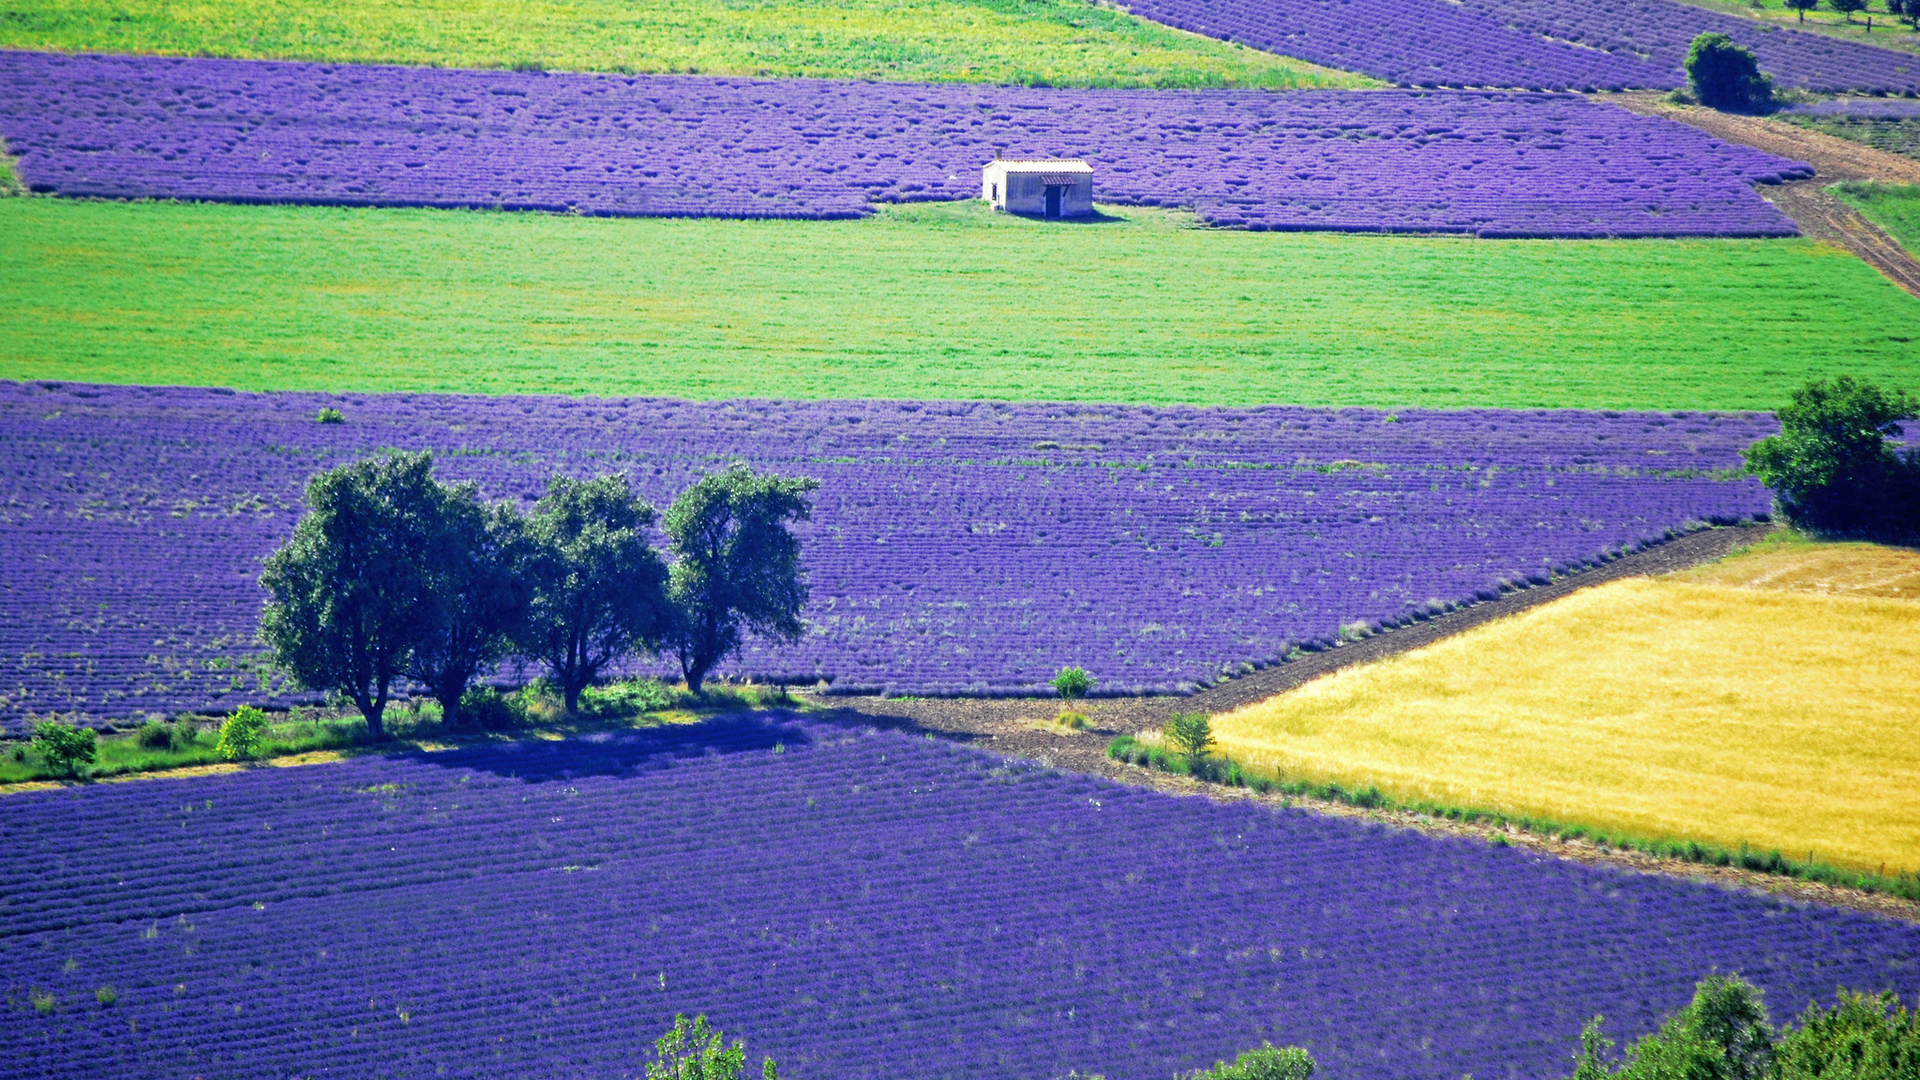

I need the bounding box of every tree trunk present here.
[563,676,584,715]
[357,692,387,742]
[436,682,464,730]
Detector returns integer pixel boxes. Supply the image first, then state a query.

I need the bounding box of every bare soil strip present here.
[1606,92,1920,297]
[803,522,1920,925]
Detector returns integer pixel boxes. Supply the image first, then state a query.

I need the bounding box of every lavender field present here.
[0,382,1775,726]
[1,720,1914,1079]
[0,51,1809,236]
[1125,0,1920,94]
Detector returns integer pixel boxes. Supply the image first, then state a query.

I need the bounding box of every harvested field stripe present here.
[1211,567,1920,873]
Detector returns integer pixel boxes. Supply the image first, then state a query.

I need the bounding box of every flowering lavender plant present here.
[0,382,1774,727]
[0,720,1912,1079]
[0,52,1807,237]
[1124,0,1920,94]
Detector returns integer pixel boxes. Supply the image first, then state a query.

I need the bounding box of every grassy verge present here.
[1834,181,1920,255]
[1778,115,1920,162]
[1196,537,1920,876]
[1,678,806,787]
[0,137,20,195]
[5,197,1919,410]
[0,0,1366,89]
[1104,733,1920,903]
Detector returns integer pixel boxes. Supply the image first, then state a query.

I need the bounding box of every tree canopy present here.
[517,474,670,714]
[1744,376,1918,539]
[663,465,819,693]
[260,452,448,739]
[1685,33,1773,112]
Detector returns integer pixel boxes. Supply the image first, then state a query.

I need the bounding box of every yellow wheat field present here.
[1212,544,1920,872]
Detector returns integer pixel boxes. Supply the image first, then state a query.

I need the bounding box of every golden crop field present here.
[1210,539,1920,873]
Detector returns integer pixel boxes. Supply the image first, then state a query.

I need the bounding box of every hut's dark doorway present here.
[1044,186,1062,219]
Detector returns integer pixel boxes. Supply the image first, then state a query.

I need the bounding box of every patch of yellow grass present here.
[1678,536,1920,599]
[1213,563,1920,873]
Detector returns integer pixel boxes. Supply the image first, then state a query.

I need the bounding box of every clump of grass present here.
[94,987,117,1007]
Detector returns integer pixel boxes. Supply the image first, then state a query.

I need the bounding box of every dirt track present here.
[1607,92,1920,296]
[801,522,1920,926]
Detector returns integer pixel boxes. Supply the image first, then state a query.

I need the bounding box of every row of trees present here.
[260,453,817,738]
[1782,0,1920,28]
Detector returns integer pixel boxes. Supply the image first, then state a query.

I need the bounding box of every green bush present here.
[1685,33,1773,112]
[580,677,673,717]
[215,705,270,761]
[1052,666,1094,700]
[457,685,528,731]
[1744,375,1919,540]
[31,719,97,777]
[1190,1044,1316,1080]
[134,719,175,749]
[316,406,345,424]
[645,1013,777,1080]
[1165,712,1216,762]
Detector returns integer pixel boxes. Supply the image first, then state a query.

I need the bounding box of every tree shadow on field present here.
[401,711,818,783]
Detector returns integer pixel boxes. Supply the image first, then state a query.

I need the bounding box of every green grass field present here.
[4,197,1918,409]
[1835,182,1920,253]
[0,0,1367,89]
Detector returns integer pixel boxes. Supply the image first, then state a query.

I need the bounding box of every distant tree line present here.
[260,453,817,739]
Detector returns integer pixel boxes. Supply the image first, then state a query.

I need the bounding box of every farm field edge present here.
[0,0,1370,89]
[1207,538,1920,875]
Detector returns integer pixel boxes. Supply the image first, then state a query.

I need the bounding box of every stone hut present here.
[981,159,1094,219]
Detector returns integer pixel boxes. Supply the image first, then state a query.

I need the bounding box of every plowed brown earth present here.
[1607,92,1920,296]
[802,523,1920,925]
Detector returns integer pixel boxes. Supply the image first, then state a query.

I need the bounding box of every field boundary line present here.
[1604,92,1920,297]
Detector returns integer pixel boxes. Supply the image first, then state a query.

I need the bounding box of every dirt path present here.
[800,522,1920,926]
[1606,92,1920,296]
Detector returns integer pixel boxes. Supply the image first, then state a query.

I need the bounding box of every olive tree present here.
[516,474,670,714]
[406,492,530,729]
[663,465,818,694]
[260,452,446,740]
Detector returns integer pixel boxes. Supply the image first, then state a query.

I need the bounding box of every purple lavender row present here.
[0,383,1775,726]
[1120,0,1920,94]
[1,723,1913,1079]
[0,51,1807,236]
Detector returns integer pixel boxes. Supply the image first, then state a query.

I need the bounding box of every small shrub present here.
[457,686,526,731]
[30,990,55,1016]
[1164,712,1216,761]
[135,719,175,749]
[31,719,97,777]
[581,677,673,717]
[315,406,345,424]
[645,1013,777,1080]
[94,987,117,1007]
[214,705,270,761]
[1053,709,1091,730]
[1189,1043,1316,1080]
[1052,666,1094,700]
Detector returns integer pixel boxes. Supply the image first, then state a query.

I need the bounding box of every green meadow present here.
[1836,182,1920,253]
[4,197,1917,410]
[0,0,1367,89]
